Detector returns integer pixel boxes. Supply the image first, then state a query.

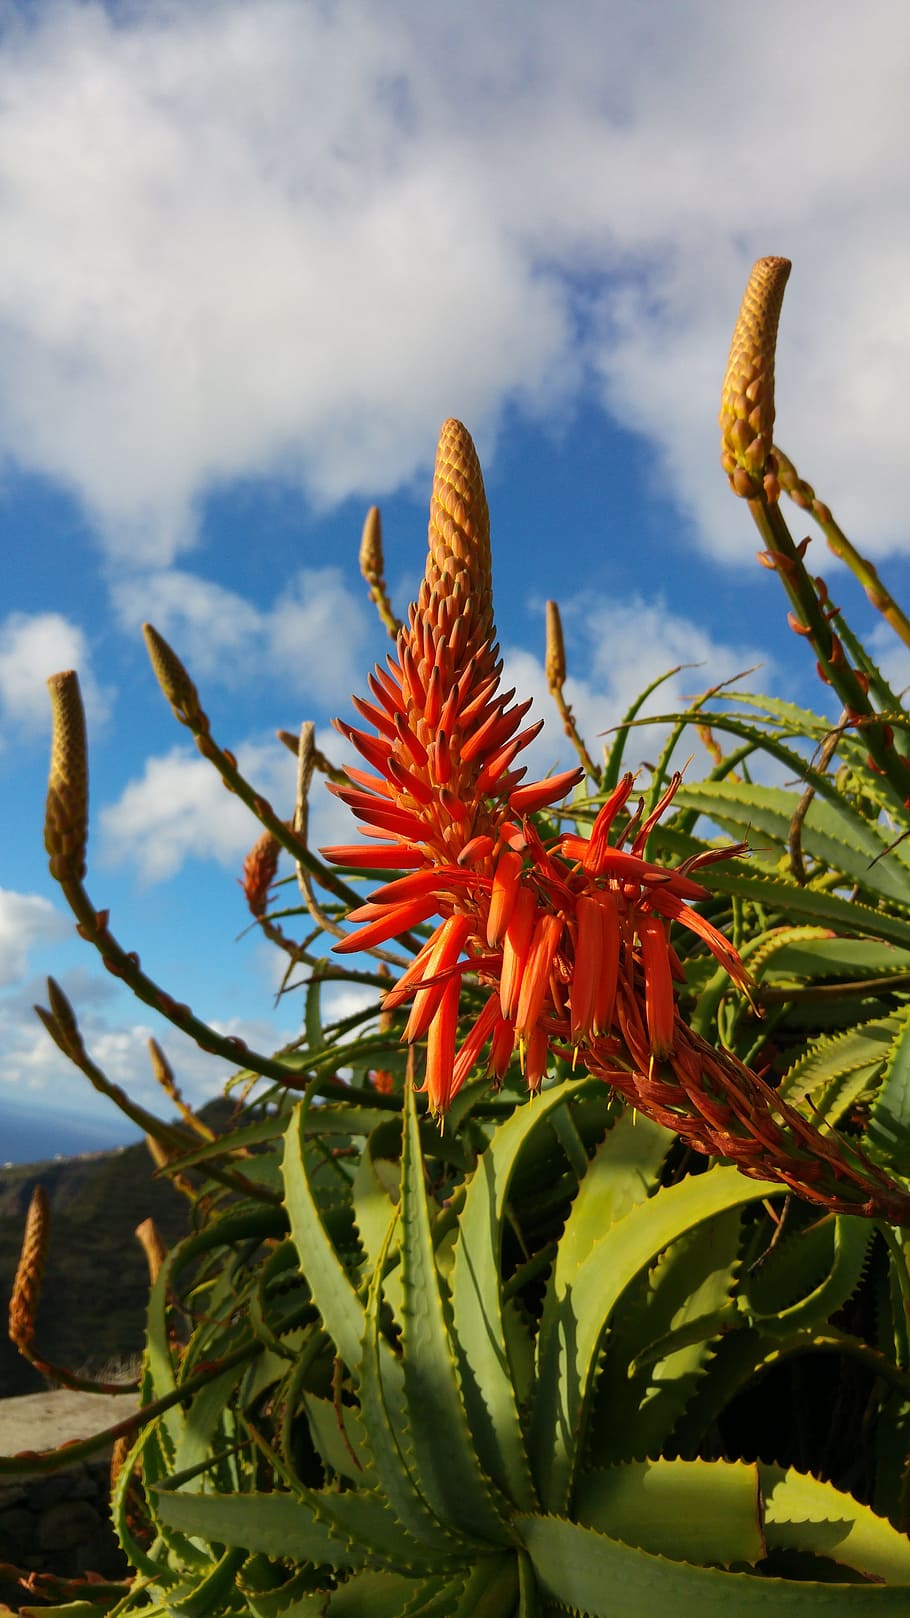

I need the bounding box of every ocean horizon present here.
[0,1091,143,1165]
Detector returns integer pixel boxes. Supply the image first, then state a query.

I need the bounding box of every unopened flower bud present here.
[143,624,209,732]
[720,257,791,497]
[359,506,385,587]
[45,671,89,882]
[545,601,566,692]
[9,1186,50,1353]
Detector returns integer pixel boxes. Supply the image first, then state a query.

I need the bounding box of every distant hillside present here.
[0,1101,234,1400]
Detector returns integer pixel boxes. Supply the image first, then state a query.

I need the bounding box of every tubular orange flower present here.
[325,419,910,1221]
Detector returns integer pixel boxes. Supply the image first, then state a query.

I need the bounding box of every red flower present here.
[324,419,910,1222]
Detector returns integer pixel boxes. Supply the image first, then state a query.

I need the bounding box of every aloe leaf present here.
[165,1544,245,1617]
[143,1423,216,1574]
[574,1457,763,1564]
[543,1107,674,1302]
[742,1215,873,1337]
[530,1166,780,1514]
[240,1558,328,1618]
[170,1107,396,1179]
[325,1571,420,1616]
[752,934,910,986]
[865,1004,910,1169]
[704,869,910,949]
[351,1117,402,1272]
[592,1208,744,1462]
[109,1423,182,1586]
[531,1108,673,1472]
[675,780,910,906]
[629,706,854,825]
[516,1511,910,1615]
[145,1252,186,1460]
[153,1483,433,1574]
[449,1077,597,1509]
[282,1097,368,1370]
[874,1388,910,1529]
[398,1080,511,1542]
[357,1209,466,1554]
[670,1320,910,1461]
[301,1392,368,1484]
[745,925,837,980]
[711,690,836,737]
[282,1095,438,1535]
[760,1464,910,1582]
[173,1363,246,1475]
[447,1552,520,1615]
[780,1015,901,1107]
[325,1569,450,1617]
[602,665,685,792]
[152,1485,356,1569]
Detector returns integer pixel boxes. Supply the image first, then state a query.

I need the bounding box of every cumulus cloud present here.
[0,610,111,744]
[98,714,357,885]
[99,734,300,882]
[0,888,68,985]
[0,1,907,563]
[112,565,369,704]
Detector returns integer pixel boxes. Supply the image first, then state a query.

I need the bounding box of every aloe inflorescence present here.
[325,417,910,1220]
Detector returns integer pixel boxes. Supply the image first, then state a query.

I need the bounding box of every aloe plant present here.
[5,258,910,1615]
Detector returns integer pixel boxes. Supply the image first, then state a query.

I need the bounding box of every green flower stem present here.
[748,494,910,805]
[776,444,910,654]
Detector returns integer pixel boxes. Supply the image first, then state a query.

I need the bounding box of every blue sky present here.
[3,0,910,1144]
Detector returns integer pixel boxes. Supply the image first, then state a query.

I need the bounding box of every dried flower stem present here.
[277,728,347,784]
[295,722,347,943]
[0,1328,274,1477]
[135,1218,167,1286]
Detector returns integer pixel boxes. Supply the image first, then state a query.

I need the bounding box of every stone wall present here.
[0,1457,127,1597]
[0,1392,135,1611]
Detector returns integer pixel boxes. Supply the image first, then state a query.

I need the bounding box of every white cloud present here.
[0,2,908,562]
[99,734,298,883]
[0,888,68,985]
[97,709,361,886]
[112,565,369,704]
[0,610,111,743]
